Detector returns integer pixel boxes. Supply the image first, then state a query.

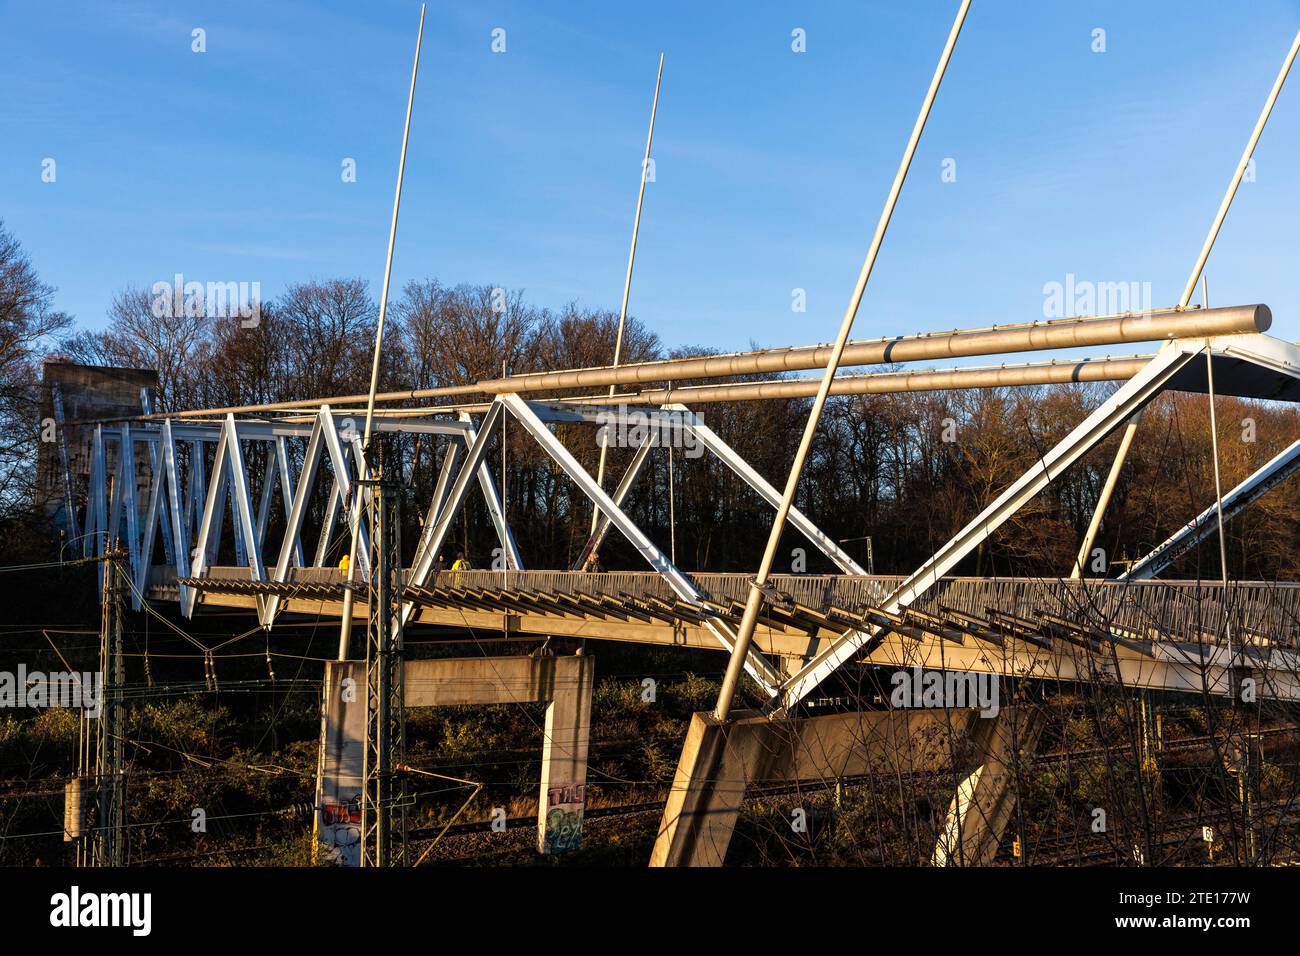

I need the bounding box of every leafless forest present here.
[3,215,1300,867]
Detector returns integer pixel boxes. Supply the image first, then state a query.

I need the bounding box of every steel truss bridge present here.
[43,1,1300,869]
[63,318,1300,709]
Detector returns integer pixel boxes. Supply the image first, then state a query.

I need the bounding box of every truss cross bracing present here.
[71,324,1300,706]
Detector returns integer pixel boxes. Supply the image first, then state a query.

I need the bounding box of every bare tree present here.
[395,281,537,389]
[60,286,208,412]
[0,221,72,516]
[278,278,377,399]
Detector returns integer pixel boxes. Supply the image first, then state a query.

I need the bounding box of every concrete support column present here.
[651,707,973,867]
[538,655,595,853]
[398,652,595,856]
[931,707,1043,867]
[649,711,757,868]
[316,659,366,866]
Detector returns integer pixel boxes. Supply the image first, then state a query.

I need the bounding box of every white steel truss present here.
[70,334,1300,709]
[777,335,1300,710]
[74,396,875,692]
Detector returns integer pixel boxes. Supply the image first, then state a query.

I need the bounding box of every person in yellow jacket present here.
[450,551,471,584]
[338,554,350,571]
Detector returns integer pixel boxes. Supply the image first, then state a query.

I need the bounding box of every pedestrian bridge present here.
[66,319,1300,710]
[154,567,1300,705]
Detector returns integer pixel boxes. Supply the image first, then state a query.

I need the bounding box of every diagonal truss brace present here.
[403,400,506,622]
[182,415,270,617]
[575,427,659,571]
[503,394,780,693]
[458,411,522,571]
[1124,437,1300,579]
[544,401,866,575]
[411,440,460,571]
[678,408,868,575]
[778,341,1200,711]
[159,420,192,610]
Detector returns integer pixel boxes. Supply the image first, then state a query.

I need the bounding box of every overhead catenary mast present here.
[582,53,665,572]
[338,4,427,658]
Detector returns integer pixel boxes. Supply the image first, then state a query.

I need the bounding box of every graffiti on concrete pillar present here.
[542,782,585,853]
[317,660,365,866]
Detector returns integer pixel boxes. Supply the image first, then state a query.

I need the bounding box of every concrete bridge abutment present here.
[650,705,1040,867]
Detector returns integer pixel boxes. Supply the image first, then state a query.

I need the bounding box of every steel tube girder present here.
[458,411,522,572]
[402,400,506,622]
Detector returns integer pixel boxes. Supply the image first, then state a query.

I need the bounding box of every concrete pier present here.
[652,706,1038,867]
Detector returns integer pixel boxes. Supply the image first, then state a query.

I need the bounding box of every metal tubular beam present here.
[502,394,780,693]
[221,415,269,618]
[507,399,699,598]
[255,442,277,552]
[315,356,1152,420]
[778,342,1199,710]
[1077,29,1300,566]
[89,426,107,558]
[402,401,505,620]
[120,424,141,594]
[264,412,328,625]
[411,440,460,570]
[107,442,123,546]
[136,306,1269,421]
[186,440,204,546]
[1071,413,1139,579]
[207,450,229,570]
[113,426,141,606]
[139,388,173,564]
[275,436,304,567]
[228,474,248,568]
[591,52,666,533]
[341,3,425,670]
[319,409,370,577]
[160,420,191,610]
[1124,436,1300,580]
[315,478,342,567]
[95,417,467,442]
[578,430,658,571]
[84,425,105,558]
[1178,29,1300,308]
[183,428,231,618]
[105,433,126,562]
[544,356,1151,408]
[136,429,166,604]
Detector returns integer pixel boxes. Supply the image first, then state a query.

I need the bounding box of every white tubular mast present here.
[338,4,426,657]
[714,0,973,721]
[587,54,666,561]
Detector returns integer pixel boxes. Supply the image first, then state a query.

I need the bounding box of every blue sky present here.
[3,0,1299,354]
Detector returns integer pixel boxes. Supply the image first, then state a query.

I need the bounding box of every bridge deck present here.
[150,568,1300,700]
